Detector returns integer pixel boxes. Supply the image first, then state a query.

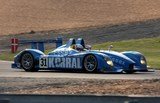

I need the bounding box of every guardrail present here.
[0,94,159,103]
[11,37,62,53]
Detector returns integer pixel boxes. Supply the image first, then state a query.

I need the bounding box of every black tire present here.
[83,54,98,72]
[20,52,37,72]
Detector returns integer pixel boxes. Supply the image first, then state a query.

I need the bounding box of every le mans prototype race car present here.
[12,38,148,73]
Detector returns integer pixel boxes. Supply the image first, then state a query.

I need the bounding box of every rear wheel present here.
[83,54,98,72]
[21,52,37,72]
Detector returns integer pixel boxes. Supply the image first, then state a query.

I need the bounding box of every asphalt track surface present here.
[0,61,159,80]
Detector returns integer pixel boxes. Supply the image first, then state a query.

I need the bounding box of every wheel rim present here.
[21,53,33,70]
[84,55,97,72]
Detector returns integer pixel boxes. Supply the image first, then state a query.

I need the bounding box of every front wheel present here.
[21,52,37,72]
[83,54,98,72]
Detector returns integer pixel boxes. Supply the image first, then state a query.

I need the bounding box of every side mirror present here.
[108,45,113,51]
[86,45,92,50]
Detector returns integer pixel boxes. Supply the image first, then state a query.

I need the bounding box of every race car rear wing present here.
[11,37,62,53]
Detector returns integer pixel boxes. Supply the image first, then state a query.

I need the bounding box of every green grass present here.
[93,37,160,69]
[0,51,16,61]
[0,37,160,69]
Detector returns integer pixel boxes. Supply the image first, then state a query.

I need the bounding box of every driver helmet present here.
[70,44,76,49]
[75,44,84,51]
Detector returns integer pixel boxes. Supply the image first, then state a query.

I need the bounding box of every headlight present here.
[104,57,114,66]
[140,57,146,65]
[107,60,114,66]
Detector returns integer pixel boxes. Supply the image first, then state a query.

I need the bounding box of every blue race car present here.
[11,38,147,73]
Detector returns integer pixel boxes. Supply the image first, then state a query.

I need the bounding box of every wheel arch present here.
[19,49,45,60]
[18,49,45,70]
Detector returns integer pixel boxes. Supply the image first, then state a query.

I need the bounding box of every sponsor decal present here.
[111,57,125,65]
[39,57,81,69]
[52,51,70,56]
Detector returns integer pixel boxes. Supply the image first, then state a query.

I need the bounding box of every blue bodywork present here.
[122,51,147,71]
[97,50,148,72]
[12,38,148,73]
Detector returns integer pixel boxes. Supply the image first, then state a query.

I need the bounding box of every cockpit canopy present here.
[65,38,91,51]
[76,38,85,48]
[66,38,76,47]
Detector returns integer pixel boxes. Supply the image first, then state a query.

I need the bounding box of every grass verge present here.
[0,51,16,61]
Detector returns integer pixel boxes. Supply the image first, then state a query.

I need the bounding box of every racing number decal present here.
[40,58,47,66]
[39,57,48,68]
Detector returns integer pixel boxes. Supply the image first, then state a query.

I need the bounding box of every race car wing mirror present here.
[86,45,92,50]
[108,45,113,51]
